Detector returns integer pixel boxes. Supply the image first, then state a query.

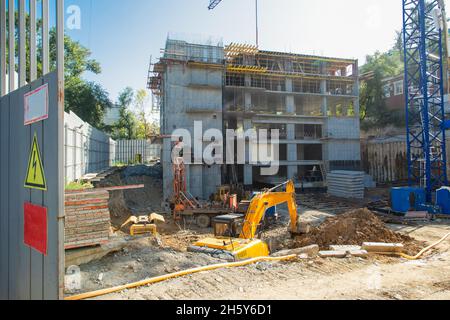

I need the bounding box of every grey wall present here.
[0,72,64,300]
[115,140,161,164]
[64,111,116,183]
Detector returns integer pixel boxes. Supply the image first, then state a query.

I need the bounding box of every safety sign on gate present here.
[24,133,47,191]
[24,83,49,126]
[24,202,48,255]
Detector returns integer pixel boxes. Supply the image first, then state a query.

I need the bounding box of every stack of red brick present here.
[65,189,111,249]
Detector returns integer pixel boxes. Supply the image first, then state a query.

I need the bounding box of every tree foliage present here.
[360,32,405,130]
[110,87,160,140]
[52,30,112,128]
[8,12,111,129]
[65,78,112,127]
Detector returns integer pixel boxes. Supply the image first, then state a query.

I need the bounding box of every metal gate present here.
[0,0,64,300]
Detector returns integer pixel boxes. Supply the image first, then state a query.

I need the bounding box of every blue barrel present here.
[391,187,426,213]
[436,187,450,215]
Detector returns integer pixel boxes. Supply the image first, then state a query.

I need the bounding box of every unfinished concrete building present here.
[149,37,225,201]
[223,43,360,188]
[149,37,361,201]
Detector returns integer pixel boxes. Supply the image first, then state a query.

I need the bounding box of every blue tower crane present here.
[402,0,448,202]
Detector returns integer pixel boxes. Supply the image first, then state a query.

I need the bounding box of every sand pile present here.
[295,208,422,254]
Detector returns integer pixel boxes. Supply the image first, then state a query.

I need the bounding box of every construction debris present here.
[271,244,319,258]
[348,250,369,258]
[329,245,362,252]
[318,251,348,258]
[319,245,369,259]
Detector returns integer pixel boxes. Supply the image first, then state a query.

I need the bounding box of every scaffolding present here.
[224,43,357,93]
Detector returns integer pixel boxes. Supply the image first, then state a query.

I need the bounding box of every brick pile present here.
[65,189,111,249]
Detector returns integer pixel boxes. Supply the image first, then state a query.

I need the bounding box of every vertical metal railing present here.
[0,0,5,96]
[0,0,64,96]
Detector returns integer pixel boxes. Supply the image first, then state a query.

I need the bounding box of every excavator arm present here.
[239,180,299,239]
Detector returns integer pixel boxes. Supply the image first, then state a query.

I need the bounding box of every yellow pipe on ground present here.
[371,232,450,260]
[65,232,450,300]
[64,254,298,301]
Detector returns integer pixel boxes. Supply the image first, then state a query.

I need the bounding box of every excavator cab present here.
[212,214,245,238]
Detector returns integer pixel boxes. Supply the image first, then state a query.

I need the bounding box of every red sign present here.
[24,202,48,255]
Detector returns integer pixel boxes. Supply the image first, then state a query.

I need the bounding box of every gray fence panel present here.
[9,86,27,299]
[43,73,64,299]
[0,72,62,300]
[115,140,161,164]
[64,111,115,182]
[0,93,9,298]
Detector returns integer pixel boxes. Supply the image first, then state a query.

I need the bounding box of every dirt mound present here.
[295,208,422,254]
[96,165,163,228]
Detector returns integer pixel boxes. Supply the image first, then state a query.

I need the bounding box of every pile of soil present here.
[96,165,164,229]
[295,208,423,255]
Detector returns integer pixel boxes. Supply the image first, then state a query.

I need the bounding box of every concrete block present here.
[318,250,347,258]
[362,242,404,253]
[272,244,320,258]
[349,250,369,258]
[329,245,362,252]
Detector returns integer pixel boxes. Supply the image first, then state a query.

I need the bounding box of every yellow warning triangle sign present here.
[24,133,47,191]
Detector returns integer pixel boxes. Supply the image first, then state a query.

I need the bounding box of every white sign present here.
[24,83,49,126]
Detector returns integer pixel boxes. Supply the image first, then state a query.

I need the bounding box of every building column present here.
[162,138,173,201]
[353,61,360,116]
[243,118,253,186]
[321,62,330,173]
[286,78,297,179]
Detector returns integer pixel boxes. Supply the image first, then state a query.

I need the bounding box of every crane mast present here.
[403,0,448,201]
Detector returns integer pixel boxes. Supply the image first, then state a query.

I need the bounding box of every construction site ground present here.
[64,166,450,300]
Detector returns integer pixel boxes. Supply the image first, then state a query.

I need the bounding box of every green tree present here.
[50,30,112,128]
[49,30,101,81]
[359,34,405,130]
[64,78,112,127]
[135,89,151,139]
[111,87,138,140]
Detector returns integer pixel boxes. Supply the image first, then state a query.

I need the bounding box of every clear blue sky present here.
[64,0,437,102]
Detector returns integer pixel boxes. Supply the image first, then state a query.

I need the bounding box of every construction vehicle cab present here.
[190,180,302,260]
[212,214,245,238]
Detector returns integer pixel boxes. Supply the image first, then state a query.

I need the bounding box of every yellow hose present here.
[64,254,297,301]
[371,232,450,260]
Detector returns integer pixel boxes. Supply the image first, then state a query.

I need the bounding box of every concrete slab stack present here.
[327,170,365,199]
[64,189,111,249]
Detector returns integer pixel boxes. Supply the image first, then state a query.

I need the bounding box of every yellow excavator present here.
[189,180,302,260]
